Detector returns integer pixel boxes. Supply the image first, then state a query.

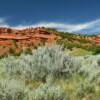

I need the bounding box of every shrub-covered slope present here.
[0,45,100,100]
[0,27,100,57]
[46,28,100,55]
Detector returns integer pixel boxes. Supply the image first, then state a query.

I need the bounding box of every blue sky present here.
[0,0,100,34]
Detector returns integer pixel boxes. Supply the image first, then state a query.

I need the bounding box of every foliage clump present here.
[0,45,100,99]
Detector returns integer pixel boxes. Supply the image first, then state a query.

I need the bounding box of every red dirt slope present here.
[0,27,60,55]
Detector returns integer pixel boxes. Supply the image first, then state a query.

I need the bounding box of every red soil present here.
[0,27,60,55]
[91,35,100,46]
[0,26,100,55]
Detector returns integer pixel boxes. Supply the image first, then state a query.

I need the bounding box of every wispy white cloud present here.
[0,17,9,27]
[1,17,100,34]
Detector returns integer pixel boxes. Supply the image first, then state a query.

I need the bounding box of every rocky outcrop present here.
[93,35,100,45]
[0,27,60,55]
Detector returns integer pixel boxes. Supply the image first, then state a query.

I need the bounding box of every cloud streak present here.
[0,17,9,27]
[0,17,100,34]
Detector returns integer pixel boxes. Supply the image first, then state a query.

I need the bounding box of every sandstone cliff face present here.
[0,27,60,55]
[0,27,99,56]
[93,35,100,46]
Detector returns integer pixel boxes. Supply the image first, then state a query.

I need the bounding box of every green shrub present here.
[0,45,100,99]
[30,83,66,100]
[0,79,27,100]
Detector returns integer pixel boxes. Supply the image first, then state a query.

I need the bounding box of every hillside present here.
[0,27,100,100]
[0,27,100,56]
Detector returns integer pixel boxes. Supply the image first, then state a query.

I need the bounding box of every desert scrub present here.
[78,55,100,84]
[0,79,27,100]
[29,83,67,100]
[0,45,99,99]
[0,45,81,82]
[0,45,100,83]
